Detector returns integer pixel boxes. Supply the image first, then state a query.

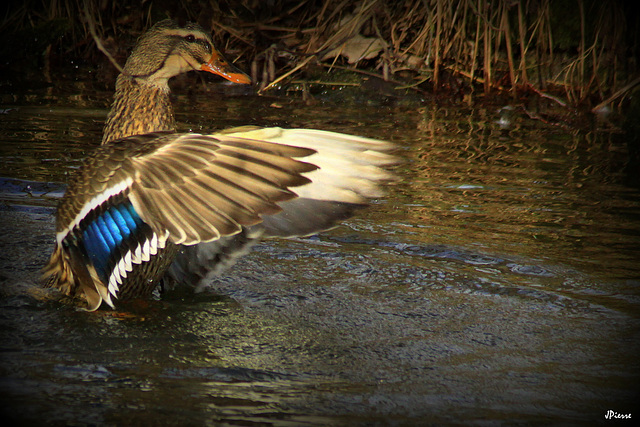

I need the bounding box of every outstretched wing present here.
[165,127,399,290]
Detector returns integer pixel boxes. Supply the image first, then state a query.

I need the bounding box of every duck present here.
[42,19,398,311]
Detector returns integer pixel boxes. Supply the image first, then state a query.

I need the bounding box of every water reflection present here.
[1,72,639,424]
[397,105,640,286]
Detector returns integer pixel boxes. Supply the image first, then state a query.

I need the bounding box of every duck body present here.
[43,19,397,311]
[44,133,179,308]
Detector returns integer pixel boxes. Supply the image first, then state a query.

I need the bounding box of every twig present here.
[527,84,568,107]
[446,65,507,91]
[82,3,125,75]
[517,104,572,130]
[591,75,640,112]
[258,55,318,93]
[291,80,361,86]
[320,63,430,95]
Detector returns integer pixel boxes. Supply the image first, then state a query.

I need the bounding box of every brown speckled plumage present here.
[102,77,175,144]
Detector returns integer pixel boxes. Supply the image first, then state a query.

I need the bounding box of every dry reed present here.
[1,0,637,110]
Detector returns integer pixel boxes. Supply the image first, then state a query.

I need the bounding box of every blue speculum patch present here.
[81,200,143,281]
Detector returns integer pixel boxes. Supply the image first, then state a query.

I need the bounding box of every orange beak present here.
[201,51,251,84]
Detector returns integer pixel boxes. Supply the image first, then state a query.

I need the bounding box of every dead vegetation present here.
[1,0,638,111]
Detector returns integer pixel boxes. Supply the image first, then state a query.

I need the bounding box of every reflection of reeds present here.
[2,0,637,109]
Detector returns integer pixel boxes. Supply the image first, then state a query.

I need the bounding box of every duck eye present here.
[185,34,195,42]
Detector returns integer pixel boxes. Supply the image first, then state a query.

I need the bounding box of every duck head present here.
[123,19,251,88]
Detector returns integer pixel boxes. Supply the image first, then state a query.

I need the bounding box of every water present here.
[1,72,639,425]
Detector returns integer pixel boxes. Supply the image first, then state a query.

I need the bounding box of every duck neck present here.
[102,75,176,144]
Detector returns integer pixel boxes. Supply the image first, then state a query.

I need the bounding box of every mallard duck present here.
[42,19,397,311]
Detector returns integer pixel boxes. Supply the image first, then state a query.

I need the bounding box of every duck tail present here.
[42,244,73,292]
[41,243,110,311]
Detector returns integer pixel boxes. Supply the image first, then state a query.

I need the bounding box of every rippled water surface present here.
[1,73,639,425]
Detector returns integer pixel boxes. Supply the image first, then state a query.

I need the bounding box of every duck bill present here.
[201,52,251,84]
